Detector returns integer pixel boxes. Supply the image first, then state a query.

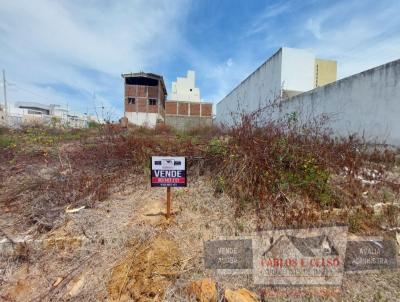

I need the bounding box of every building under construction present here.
[122,72,167,127]
[122,71,213,129]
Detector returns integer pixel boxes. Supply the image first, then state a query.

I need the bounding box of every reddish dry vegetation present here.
[213,112,399,231]
[0,110,399,235]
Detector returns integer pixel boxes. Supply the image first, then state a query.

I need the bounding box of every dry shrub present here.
[1,109,397,234]
[4,126,209,233]
[184,124,223,139]
[154,123,173,135]
[206,107,397,230]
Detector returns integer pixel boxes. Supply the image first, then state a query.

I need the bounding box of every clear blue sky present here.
[1,0,399,119]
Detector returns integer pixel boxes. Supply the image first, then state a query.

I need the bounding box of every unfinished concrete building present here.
[122,71,213,129]
[122,72,167,127]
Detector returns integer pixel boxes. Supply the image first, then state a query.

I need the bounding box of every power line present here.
[11,82,64,105]
[4,78,83,109]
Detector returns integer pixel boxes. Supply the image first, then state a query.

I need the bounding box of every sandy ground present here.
[1,175,399,301]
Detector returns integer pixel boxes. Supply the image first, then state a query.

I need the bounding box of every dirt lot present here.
[1,174,399,301]
[0,173,241,301]
[1,125,399,301]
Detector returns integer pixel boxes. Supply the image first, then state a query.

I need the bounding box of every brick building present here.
[122,71,213,129]
[164,100,213,129]
[122,72,167,127]
[165,70,213,130]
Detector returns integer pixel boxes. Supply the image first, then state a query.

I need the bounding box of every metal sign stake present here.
[166,187,172,219]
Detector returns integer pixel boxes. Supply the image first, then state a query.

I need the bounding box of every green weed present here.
[0,135,14,148]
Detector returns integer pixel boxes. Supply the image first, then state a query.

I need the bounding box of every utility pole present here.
[2,70,7,119]
[101,102,104,123]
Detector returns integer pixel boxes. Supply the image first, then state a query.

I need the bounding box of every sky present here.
[0,0,399,119]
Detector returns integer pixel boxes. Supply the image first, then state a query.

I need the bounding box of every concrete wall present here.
[216,49,283,125]
[216,46,399,145]
[165,115,212,131]
[277,59,400,145]
[2,113,87,128]
[215,47,333,125]
[164,99,213,130]
[125,112,160,128]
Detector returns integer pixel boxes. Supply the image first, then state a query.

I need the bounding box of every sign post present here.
[151,156,186,219]
[166,187,171,219]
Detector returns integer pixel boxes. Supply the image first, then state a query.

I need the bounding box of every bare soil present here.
[1,173,399,301]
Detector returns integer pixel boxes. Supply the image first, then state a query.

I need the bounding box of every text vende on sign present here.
[151,156,186,187]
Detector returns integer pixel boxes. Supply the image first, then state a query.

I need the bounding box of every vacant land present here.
[0,118,399,301]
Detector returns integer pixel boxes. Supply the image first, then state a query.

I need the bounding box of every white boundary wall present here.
[216,50,282,125]
[278,59,400,145]
[216,47,316,125]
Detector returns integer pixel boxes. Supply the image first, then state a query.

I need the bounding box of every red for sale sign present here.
[150,156,186,187]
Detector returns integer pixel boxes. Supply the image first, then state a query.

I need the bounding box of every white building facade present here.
[8,102,88,128]
[171,70,201,102]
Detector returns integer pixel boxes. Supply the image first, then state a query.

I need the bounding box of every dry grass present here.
[0,108,399,237]
[207,108,398,232]
[108,234,183,301]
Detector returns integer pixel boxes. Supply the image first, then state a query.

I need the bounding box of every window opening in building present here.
[148,98,157,106]
[125,77,158,86]
[128,97,135,104]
